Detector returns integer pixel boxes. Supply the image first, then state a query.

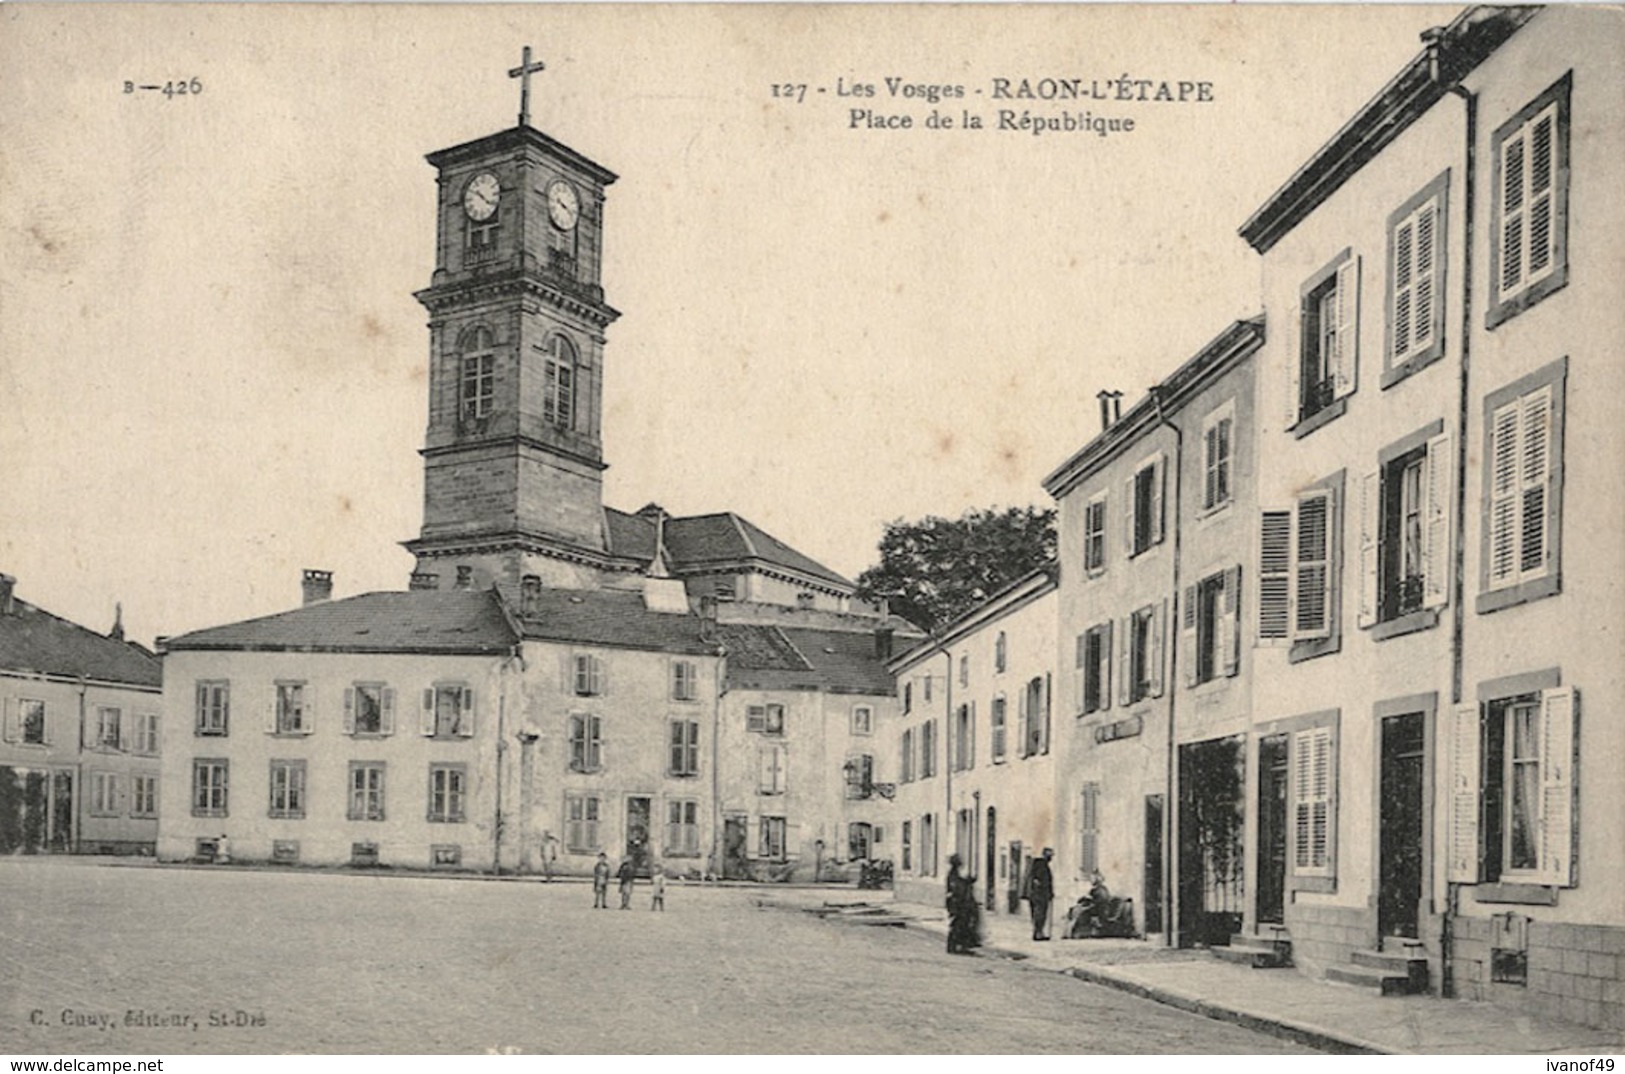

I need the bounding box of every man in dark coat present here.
[1026,847,1055,940]
[616,856,636,909]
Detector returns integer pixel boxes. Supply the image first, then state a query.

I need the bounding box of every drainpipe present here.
[493,642,526,876]
[1149,386,1184,947]
[710,642,727,883]
[942,644,953,880]
[1426,24,1476,999]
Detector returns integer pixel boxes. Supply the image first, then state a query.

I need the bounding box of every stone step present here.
[1325,961,1422,995]
[1229,931,1292,955]
[1212,944,1291,969]
[1351,948,1429,990]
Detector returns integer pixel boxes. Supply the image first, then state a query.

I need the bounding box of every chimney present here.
[1111,391,1123,424]
[520,574,543,617]
[409,571,440,592]
[454,565,473,591]
[1097,390,1113,431]
[699,595,718,643]
[301,569,333,606]
[109,602,125,642]
[0,573,15,615]
[874,627,895,662]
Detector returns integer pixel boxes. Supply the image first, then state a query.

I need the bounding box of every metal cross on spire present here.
[508,45,546,127]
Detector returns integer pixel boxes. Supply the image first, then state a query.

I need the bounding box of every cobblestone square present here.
[0,860,1308,1054]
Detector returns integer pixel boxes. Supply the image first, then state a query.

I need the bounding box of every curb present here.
[1062,964,1395,1056]
[890,913,1393,1056]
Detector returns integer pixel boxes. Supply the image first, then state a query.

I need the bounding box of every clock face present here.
[463,172,500,222]
[546,179,580,231]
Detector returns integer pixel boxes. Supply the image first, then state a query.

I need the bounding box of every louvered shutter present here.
[265,694,277,734]
[1537,687,1577,887]
[1501,125,1527,298]
[1221,565,1242,676]
[2,698,14,743]
[1041,676,1052,755]
[1120,614,1135,705]
[1488,398,1520,588]
[1179,588,1197,688]
[1017,689,1030,758]
[747,815,760,857]
[1357,471,1380,628]
[1149,600,1166,698]
[1293,736,1310,870]
[968,701,976,768]
[421,688,437,735]
[1332,257,1358,397]
[1528,108,1556,280]
[1260,510,1292,643]
[343,687,356,734]
[1422,432,1452,608]
[1080,783,1100,875]
[1519,386,1553,582]
[381,688,396,734]
[1123,475,1137,555]
[1413,205,1436,357]
[1074,634,1087,711]
[1447,704,1483,883]
[1150,456,1166,545]
[1296,491,1332,640]
[1100,620,1113,711]
[784,823,802,861]
[458,687,475,737]
[589,715,603,769]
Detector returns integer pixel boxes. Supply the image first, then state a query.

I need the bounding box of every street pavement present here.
[780,888,1625,1056]
[0,857,1309,1054]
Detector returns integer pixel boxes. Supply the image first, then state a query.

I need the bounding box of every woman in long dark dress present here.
[945,854,981,954]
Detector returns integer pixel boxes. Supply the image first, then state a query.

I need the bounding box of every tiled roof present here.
[602,508,658,562]
[715,623,812,673]
[724,624,894,696]
[598,508,854,591]
[515,587,719,656]
[0,600,162,688]
[164,591,517,655]
[665,513,852,589]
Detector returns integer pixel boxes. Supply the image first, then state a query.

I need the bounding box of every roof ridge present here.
[727,512,759,558]
[770,625,817,672]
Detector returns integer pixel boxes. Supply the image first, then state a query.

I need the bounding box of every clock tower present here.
[405,63,627,591]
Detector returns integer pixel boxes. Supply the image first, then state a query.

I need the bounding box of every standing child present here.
[592,851,611,909]
[650,863,666,911]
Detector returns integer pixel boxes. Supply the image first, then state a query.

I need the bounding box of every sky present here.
[0,3,1459,647]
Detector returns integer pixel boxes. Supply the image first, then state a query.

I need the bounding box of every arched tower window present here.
[543,333,578,430]
[459,326,495,423]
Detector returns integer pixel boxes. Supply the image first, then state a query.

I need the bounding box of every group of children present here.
[591,852,668,910]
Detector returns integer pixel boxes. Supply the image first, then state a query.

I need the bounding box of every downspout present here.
[710,642,727,883]
[494,641,527,876]
[1428,25,1476,999]
[942,643,953,880]
[1149,386,1184,947]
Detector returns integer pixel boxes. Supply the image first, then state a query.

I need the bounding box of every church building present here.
[156,58,906,876]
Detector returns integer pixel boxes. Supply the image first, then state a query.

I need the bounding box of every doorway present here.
[1143,794,1164,935]
[1178,736,1245,947]
[985,807,997,911]
[722,815,747,879]
[1006,840,1024,913]
[1379,713,1425,939]
[0,767,72,854]
[1256,734,1289,926]
[625,796,652,877]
